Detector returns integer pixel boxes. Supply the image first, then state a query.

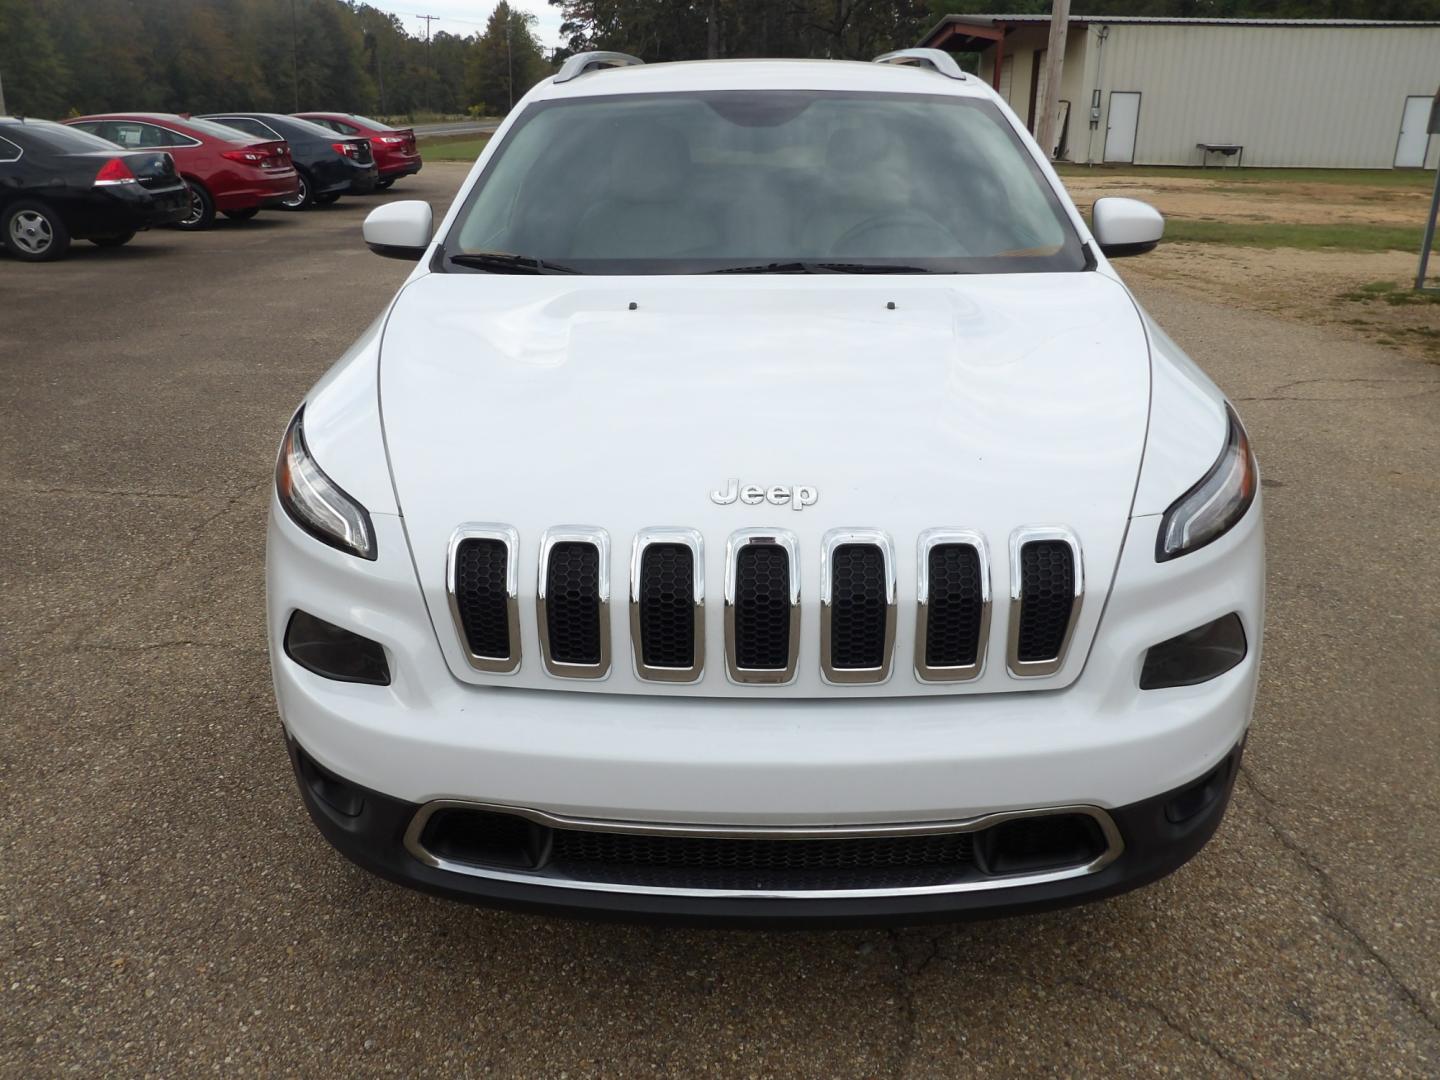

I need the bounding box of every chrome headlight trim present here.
[275,407,376,560]
[1157,403,1257,562]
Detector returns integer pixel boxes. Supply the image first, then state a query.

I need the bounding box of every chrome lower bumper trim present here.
[401,800,1125,900]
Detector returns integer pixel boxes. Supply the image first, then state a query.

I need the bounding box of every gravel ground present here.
[2,163,1437,1077]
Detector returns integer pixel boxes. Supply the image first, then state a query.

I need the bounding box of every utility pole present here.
[506,19,514,112]
[0,61,7,116]
[1035,0,1071,162]
[418,14,439,114]
[290,0,300,111]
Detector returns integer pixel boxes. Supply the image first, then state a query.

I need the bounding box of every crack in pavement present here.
[1055,975,1259,1079]
[885,927,944,1079]
[1235,375,1440,404]
[1239,766,1440,1040]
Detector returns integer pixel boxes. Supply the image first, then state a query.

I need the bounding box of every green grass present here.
[1056,163,1435,190]
[1163,218,1423,252]
[1338,280,1440,304]
[417,133,493,161]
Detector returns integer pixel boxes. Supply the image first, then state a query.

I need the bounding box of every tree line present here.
[3,0,1436,121]
[550,0,1440,60]
[0,0,549,120]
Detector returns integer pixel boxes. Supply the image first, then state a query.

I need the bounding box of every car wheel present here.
[375,177,396,190]
[280,171,313,211]
[314,192,341,206]
[222,208,260,221]
[177,180,216,230]
[2,200,71,262]
[90,232,136,248]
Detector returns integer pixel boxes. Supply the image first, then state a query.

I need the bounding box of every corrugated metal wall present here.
[1091,24,1440,168]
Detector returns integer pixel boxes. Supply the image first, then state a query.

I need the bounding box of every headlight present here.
[276,407,376,560]
[1156,404,1257,561]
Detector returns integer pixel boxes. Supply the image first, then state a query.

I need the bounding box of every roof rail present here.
[554,51,645,85]
[873,48,967,81]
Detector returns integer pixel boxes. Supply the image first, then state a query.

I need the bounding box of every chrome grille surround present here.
[402,799,1125,899]
[445,524,522,674]
[914,528,992,683]
[536,526,611,680]
[629,527,705,683]
[724,528,801,685]
[1006,526,1084,679]
[819,529,897,685]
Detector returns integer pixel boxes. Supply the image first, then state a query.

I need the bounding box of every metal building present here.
[918,15,1440,169]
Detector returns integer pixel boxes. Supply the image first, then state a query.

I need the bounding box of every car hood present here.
[378,271,1150,697]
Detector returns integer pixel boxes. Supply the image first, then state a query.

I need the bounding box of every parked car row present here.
[1,111,422,261]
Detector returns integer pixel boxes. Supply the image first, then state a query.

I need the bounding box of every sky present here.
[367,1,565,50]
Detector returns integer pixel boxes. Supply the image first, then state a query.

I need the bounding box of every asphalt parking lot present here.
[3,162,1438,1076]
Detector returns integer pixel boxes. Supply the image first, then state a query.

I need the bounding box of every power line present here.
[417,14,438,113]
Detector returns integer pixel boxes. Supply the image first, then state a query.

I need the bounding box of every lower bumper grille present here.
[405,803,1120,896]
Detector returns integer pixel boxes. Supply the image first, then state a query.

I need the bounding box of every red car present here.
[65,113,299,229]
[293,113,422,189]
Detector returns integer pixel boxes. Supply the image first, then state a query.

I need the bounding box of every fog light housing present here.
[1140,613,1246,690]
[284,610,391,685]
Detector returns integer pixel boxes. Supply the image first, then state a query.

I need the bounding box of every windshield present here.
[15,120,120,153]
[184,117,270,143]
[444,90,1085,275]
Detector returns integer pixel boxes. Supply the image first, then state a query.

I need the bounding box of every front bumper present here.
[288,733,1244,925]
[267,488,1263,922]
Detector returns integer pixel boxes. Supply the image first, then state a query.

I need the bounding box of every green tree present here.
[0,0,68,116]
[467,2,548,116]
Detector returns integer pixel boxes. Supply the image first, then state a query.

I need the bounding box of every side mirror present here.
[1092,197,1164,258]
[363,200,432,260]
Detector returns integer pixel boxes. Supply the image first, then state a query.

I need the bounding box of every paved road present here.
[412,119,501,138]
[2,164,1437,1077]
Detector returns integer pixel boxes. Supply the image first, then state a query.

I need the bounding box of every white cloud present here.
[368,1,564,49]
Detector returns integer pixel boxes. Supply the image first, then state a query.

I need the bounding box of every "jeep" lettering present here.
[709,479,818,511]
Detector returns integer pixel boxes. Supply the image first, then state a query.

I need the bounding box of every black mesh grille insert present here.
[550,829,976,890]
[545,542,602,665]
[733,544,792,670]
[452,538,511,659]
[829,543,888,670]
[925,544,984,668]
[1016,541,1076,663]
[638,543,695,669]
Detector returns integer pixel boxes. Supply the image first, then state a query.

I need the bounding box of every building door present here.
[1395,95,1433,168]
[1104,91,1141,163]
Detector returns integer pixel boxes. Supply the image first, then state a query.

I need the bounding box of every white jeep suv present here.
[267,50,1263,923]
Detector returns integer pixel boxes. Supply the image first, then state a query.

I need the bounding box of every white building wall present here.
[1091,24,1440,168]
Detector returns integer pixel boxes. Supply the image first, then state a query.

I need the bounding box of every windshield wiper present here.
[447,251,580,274]
[707,261,939,275]
[707,261,822,274]
[809,262,939,274]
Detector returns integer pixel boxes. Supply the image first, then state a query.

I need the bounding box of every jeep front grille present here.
[629,529,705,682]
[1007,528,1083,678]
[820,530,896,684]
[447,524,1084,687]
[537,527,611,679]
[725,530,801,684]
[446,525,521,674]
[915,530,990,682]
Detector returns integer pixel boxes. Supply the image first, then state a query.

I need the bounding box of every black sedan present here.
[0,117,189,261]
[198,113,378,209]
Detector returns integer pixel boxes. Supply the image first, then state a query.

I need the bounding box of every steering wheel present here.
[831,209,962,258]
